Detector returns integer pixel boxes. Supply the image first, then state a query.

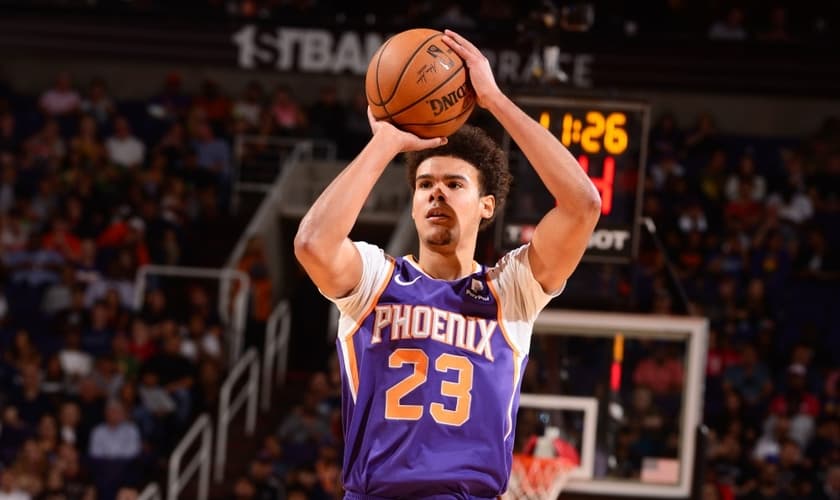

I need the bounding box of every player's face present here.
[411,156,494,249]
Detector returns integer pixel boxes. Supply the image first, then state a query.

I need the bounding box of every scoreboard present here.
[497,96,650,262]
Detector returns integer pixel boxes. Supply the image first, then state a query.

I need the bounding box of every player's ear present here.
[480,194,495,220]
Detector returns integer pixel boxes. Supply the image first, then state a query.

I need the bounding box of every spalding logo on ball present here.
[365,28,476,138]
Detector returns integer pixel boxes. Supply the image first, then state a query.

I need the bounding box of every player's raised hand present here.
[441,29,501,109]
[367,106,447,152]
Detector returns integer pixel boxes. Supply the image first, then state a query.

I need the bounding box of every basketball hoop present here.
[504,454,575,500]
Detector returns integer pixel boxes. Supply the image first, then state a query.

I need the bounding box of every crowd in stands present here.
[628,112,839,498]
[3,1,838,46]
[0,70,294,499]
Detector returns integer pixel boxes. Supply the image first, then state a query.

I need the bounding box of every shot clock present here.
[498,97,650,262]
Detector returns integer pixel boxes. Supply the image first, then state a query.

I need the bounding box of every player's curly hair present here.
[403,125,512,230]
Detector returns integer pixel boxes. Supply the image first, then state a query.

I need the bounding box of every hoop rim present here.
[506,453,576,500]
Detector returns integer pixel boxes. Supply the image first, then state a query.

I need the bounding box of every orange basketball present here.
[365,28,475,138]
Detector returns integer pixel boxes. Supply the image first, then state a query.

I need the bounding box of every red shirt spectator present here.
[634,348,685,395]
[96,217,150,266]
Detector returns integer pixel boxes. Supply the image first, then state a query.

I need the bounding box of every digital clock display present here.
[497,97,650,262]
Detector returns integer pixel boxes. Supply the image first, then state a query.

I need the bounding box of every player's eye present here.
[448,181,463,189]
[417,181,432,189]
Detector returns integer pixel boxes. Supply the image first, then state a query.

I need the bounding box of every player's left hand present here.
[441,29,502,109]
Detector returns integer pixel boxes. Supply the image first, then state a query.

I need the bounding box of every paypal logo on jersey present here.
[466,278,491,302]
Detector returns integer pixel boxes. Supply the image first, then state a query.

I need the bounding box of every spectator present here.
[54,444,94,499]
[23,119,66,168]
[193,120,232,187]
[79,77,115,128]
[147,72,191,123]
[180,313,222,362]
[236,236,273,348]
[88,399,141,460]
[766,363,820,449]
[35,414,58,458]
[141,333,194,427]
[633,344,685,397]
[684,112,719,161]
[816,462,840,499]
[105,117,145,169]
[192,79,232,129]
[88,400,141,500]
[69,115,107,169]
[248,455,284,500]
[57,401,82,447]
[276,391,331,467]
[307,85,347,146]
[0,407,29,465]
[0,469,29,500]
[757,5,792,42]
[231,476,256,500]
[649,112,684,163]
[0,111,18,157]
[0,160,15,214]
[708,6,748,41]
[10,439,47,497]
[39,72,81,117]
[649,148,685,191]
[41,265,77,317]
[10,363,53,427]
[723,344,773,420]
[725,152,767,202]
[793,227,839,280]
[232,80,265,132]
[269,86,307,136]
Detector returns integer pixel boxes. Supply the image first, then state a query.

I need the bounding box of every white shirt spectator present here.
[39,89,80,116]
[106,116,145,168]
[725,174,766,201]
[59,349,93,378]
[106,135,145,169]
[0,488,30,500]
[767,192,814,224]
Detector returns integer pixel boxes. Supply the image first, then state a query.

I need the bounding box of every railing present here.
[261,300,291,412]
[168,413,212,500]
[232,136,337,210]
[133,265,250,366]
[137,483,162,500]
[226,140,311,300]
[214,348,259,483]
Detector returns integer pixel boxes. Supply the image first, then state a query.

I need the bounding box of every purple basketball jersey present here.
[336,255,528,498]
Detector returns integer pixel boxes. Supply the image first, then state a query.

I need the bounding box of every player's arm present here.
[294,109,447,298]
[442,30,601,293]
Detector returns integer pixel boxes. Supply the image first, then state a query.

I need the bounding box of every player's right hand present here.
[367,106,447,152]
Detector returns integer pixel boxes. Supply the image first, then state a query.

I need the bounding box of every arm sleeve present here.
[321,241,392,320]
[487,244,564,353]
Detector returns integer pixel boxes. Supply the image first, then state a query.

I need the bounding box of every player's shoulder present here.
[485,243,531,278]
[353,240,396,266]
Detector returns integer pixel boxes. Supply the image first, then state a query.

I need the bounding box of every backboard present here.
[513,310,708,498]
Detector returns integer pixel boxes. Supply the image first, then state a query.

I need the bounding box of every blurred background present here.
[0,1,838,499]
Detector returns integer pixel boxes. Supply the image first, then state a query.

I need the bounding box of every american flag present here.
[640,458,680,484]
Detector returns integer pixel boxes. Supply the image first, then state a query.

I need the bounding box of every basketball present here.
[365,28,476,138]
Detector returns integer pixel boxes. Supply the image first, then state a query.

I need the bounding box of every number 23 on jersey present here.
[384,348,474,426]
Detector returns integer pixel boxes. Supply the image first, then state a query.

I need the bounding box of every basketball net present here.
[505,454,575,500]
[504,427,578,500]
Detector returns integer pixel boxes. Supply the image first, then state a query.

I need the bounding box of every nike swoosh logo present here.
[394,275,421,286]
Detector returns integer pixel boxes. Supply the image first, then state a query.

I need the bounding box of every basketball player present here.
[295,29,601,498]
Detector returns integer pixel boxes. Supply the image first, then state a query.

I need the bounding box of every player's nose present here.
[428,186,445,202]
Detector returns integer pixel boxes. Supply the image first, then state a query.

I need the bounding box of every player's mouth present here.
[426,207,452,223]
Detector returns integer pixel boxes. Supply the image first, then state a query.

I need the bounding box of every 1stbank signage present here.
[231,25,594,87]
